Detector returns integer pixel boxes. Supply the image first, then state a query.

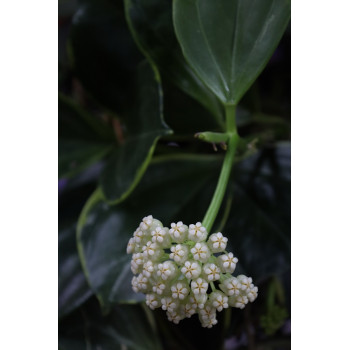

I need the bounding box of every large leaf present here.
[99,62,172,203]
[59,301,162,350]
[225,142,291,282]
[69,0,142,115]
[77,155,220,311]
[124,0,224,124]
[59,222,93,319]
[173,0,291,105]
[58,93,114,179]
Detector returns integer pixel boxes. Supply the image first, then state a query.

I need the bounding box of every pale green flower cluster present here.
[127,215,258,328]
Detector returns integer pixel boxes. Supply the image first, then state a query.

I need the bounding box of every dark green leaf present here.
[59,301,162,350]
[225,142,291,281]
[99,62,172,203]
[58,94,114,179]
[173,0,291,105]
[125,0,224,123]
[59,222,93,319]
[77,155,220,311]
[162,81,221,135]
[69,0,142,115]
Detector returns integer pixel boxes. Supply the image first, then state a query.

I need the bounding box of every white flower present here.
[151,226,171,247]
[203,263,221,281]
[190,242,210,263]
[166,310,184,324]
[228,295,248,309]
[127,237,136,254]
[131,253,144,274]
[140,215,162,233]
[131,276,139,293]
[189,293,208,309]
[200,316,218,328]
[161,297,178,312]
[171,282,189,300]
[170,244,189,264]
[142,241,157,257]
[133,228,145,244]
[188,222,208,242]
[217,252,238,273]
[181,260,201,279]
[157,261,177,281]
[220,277,242,296]
[210,291,229,312]
[191,278,208,295]
[183,303,196,318]
[237,275,253,291]
[246,285,258,302]
[142,241,162,261]
[169,221,188,243]
[208,232,228,253]
[142,261,155,278]
[128,215,258,329]
[199,303,217,322]
[136,274,149,291]
[145,294,160,310]
[152,281,166,295]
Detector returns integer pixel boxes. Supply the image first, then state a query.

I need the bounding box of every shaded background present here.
[58,0,291,349]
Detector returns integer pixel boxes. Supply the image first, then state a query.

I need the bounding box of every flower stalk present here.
[202,105,240,232]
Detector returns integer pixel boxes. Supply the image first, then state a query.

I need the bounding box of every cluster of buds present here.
[127,215,258,328]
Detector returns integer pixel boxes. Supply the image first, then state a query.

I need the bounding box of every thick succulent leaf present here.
[59,223,93,319]
[124,0,224,123]
[173,0,291,105]
[59,302,162,350]
[58,94,114,179]
[99,62,172,203]
[69,0,142,115]
[77,155,220,311]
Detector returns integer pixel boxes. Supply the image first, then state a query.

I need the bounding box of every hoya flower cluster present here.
[127,215,258,328]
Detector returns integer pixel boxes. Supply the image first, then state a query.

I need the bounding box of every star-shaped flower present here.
[145,294,160,310]
[181,261,201,279]
[171,282,189,300]
[191,242,210,263]
[188,222,208,242]
[161,297,178,312]
[203,263,221,281]
[191,278,209,295]
[170,244,189,264]
[210,291,229,312]
[157,261,177,280]
[220,277,241,296]
[217,252,238,273]
[152,281,166,295]
[151,226,171,247]
[208,232,228,253]
[169,221,188,243]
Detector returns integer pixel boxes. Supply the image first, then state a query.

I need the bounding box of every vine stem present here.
[202,105,239,233]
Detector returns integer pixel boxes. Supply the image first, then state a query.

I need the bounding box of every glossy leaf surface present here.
[173,0,291,105]
[58,223,93,319]
[226,142,291,281]
[99,62,172,203]
[58,94,114,179]
[125,0,224,122]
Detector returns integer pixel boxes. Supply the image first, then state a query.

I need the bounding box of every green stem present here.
[202,105,239,232]
[225,104,236,132]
